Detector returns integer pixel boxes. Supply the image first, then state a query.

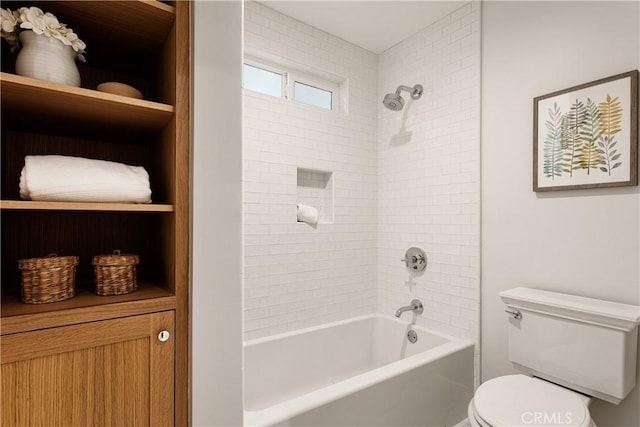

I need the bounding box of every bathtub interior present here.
[244,315,452,411]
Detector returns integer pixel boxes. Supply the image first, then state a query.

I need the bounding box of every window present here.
[243,63,283,99]
[293,81,332,110]
[243,60,341,112]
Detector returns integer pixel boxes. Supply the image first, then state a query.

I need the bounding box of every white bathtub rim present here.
[243,315,473,427]
[243,312,465,348]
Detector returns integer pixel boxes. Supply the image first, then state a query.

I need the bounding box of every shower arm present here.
[394,84,423,99]
[395,85,415,95]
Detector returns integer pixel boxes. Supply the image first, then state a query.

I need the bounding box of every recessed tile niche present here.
[296,168,334,224]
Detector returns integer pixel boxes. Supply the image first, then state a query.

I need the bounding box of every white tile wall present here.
[377,2,481,346]
[243,1,379,340]
[243,1,481,352]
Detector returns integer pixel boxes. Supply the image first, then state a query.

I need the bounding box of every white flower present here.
[1,8,18,33]
[1,7,86,61]
[67,30,86,53]
[52,26,71,45]
[18,7,46,35]
[57,27,86,61]
[43,12,61,30]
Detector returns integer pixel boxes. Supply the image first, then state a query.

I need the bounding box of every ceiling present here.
[262,1,467,54]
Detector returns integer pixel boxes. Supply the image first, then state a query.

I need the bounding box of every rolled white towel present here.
[19,155,152,203]
[297,203,318,225]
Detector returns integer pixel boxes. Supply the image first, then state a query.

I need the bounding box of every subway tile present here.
[243,1,479,342]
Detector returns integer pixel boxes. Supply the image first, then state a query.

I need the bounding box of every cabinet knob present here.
[158,330,171,342]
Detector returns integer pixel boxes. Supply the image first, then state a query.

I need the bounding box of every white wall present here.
[377,2,481,343]
[481,2,640,426]
[242,1,379,340]
[192,1,244,425]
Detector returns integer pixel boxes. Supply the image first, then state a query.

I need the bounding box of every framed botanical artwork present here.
[533,70,638,191]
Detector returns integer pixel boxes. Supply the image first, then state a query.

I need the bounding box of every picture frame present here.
[533,70,638,191]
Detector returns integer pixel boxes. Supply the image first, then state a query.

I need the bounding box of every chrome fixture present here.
[395,299,424,318]
[401,247,427,273]
[505,308,522,320]
[382,84,423,111]
[407,329,418,343]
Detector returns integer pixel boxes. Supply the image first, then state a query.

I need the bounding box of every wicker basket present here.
[18,254,79,304]
[92,250,139,296]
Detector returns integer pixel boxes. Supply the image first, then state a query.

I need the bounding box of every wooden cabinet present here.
[1,311,175,426]
[0,1,190,425]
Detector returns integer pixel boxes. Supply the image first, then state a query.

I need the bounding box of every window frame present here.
[243,59,340,112]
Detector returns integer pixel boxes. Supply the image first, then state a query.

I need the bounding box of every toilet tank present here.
[500,287,640,404]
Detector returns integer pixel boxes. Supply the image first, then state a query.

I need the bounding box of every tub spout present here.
[395,299,424,318]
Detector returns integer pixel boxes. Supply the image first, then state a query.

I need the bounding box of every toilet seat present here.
[470,375,592,427]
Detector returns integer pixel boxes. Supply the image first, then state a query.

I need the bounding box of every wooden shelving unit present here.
[0,281,176,334]
[1,73,174,131]
[0,200,174,212]
[1,1,190,425]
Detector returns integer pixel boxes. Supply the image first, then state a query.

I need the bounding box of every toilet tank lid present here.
[500,287,640,331]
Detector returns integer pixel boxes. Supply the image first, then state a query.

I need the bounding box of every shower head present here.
[382,84,424,111]
[383,93,404,111]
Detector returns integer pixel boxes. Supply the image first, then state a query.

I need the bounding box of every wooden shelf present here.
[0,200,174,213]
[0,1,189,422]
[1,281,175,335]
[1,73,174,132]
[26,0,175,54]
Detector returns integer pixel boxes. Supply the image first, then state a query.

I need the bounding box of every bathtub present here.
[244,314,474,426]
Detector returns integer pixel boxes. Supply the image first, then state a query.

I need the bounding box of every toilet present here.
[469,287,640,427]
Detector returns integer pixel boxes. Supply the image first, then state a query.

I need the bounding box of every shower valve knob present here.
[401,247,427,273]
[401,255,424,264]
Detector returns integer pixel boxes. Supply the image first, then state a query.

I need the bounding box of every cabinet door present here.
[1,311,174,426]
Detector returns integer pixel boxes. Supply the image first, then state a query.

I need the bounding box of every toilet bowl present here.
[467,375,595,427]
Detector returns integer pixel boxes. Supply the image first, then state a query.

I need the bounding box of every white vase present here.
[15,30,81,87]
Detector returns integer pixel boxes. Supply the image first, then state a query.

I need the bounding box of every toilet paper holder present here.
[401,247,427,273]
